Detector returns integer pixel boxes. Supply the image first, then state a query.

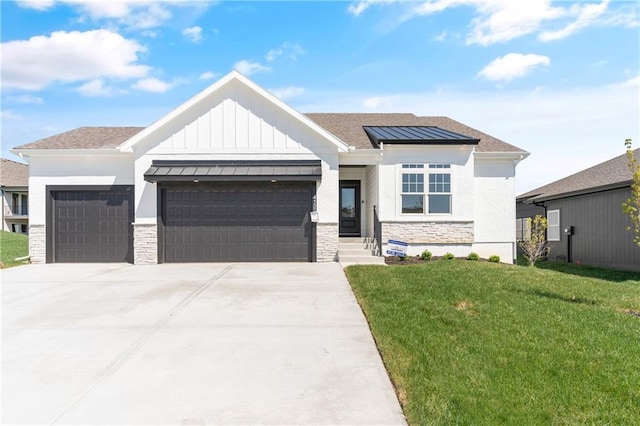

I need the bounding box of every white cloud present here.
[348,0,398,16]
[16,1,215,31]
[234,60,271,76]
[478,53,550,82]
[132,77,172,93]
[6,94,44,105]
[539,0,610,41]
[265,42,305,62]
[182,26,203,43]
[268,86,305,100]
[77,79,115,97]
[199,71,219,80]
[609,75,640,88]
[0,110,22,120]
[1,29,149,90]
[354,0,633,45]
[433,30,448,42]
[16,0,55,10]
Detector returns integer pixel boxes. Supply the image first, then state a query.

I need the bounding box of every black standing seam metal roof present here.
[144,160,322,183]
[363,126,480,146]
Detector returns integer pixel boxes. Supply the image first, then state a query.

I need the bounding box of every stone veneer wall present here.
[134,223,158,265]
[316,222,338,262]
[28,224,46,263]
[382,221,474,244]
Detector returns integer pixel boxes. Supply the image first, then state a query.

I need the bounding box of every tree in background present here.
[518,215,550,267]
[622,138,640,247]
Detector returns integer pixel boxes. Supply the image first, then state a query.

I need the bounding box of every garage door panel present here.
[52,189,133,263]
[163,183,313,262]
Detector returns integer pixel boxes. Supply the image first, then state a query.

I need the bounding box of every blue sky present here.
[1,0,638,194]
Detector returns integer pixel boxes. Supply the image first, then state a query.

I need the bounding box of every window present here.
[516,218,532,241]
[401,165,424,213]
[11,223,27,234]
[400,163,452,214]
[547,210,560,241]
[428,165,451,214]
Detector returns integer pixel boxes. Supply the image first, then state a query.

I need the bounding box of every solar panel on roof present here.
[363,126,479,146]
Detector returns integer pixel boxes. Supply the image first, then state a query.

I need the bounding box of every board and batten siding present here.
[546,187,640,271]
[145,81,331,155]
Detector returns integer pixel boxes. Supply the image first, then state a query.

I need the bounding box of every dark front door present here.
[339,180,361,236]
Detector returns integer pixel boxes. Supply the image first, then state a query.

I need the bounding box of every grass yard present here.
[0,230,29,268]
[345,261,640,425]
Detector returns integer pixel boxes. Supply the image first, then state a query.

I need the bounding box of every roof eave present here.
[11,148,130,157]
[525,180,632,203]
[475,151,530,160]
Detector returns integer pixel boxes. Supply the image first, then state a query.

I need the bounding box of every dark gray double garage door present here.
[161,182,314,262]
[50,183,314,263]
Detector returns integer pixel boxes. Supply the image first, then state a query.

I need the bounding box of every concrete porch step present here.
[337,236,384,266]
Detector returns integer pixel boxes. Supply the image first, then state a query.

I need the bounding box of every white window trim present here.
[398,163,453,216]
[427,168,452,215]
[400,164,425,215]
[547,209,560,241]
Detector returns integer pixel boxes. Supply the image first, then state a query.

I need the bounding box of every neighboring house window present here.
[11,224,27,234]
[401,164,424,214]
[547,210,560,241]
[516,218,532,241]
[428,164,451,214]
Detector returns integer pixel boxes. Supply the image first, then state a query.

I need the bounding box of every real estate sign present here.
[386,239,408,257]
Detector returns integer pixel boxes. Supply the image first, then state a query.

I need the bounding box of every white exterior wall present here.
[472,157,517,262]
[365,165,378,237]
[131,78,341,262]
[25,153,134,262]
[377,145,475,222]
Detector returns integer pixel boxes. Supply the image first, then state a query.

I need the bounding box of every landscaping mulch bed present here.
[384,256,486,265]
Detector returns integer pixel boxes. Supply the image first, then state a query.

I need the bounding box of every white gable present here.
[120,71,348,155]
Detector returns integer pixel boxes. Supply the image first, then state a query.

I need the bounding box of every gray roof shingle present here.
[305,113,525,152]
[13,114,524,154]
[518,148,639,202]
[0,158,29,187]
[13,127,144,150]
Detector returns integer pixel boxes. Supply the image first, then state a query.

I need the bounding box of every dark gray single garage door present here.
[162,182,314,262]
[51,189,133,263]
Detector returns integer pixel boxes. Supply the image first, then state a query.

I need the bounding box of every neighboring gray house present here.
[517,149,640,271]
[0,158,29,234]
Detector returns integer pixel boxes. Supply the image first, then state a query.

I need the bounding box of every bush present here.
[443,252,455,260]
[420,250,432,261]
[489,255,500,263]
[467,252,480,261]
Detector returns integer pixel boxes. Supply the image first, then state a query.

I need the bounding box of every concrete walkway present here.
[1,263,405,425]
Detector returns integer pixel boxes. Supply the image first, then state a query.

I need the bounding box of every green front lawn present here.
[346,261,640,425]
[0,230,29,268]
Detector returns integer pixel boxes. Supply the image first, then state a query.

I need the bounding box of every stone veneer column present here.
[316,222,338,262]
[133,223,158,265]
[381,221,475,244]
[28,224,46,263]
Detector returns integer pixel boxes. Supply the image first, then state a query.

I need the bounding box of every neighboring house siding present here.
[516,201,545,219]
[545,187,640,271]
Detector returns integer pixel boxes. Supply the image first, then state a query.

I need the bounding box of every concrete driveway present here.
[1,262,405,425]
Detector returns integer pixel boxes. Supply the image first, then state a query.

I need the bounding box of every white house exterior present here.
[13,72,528,264]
